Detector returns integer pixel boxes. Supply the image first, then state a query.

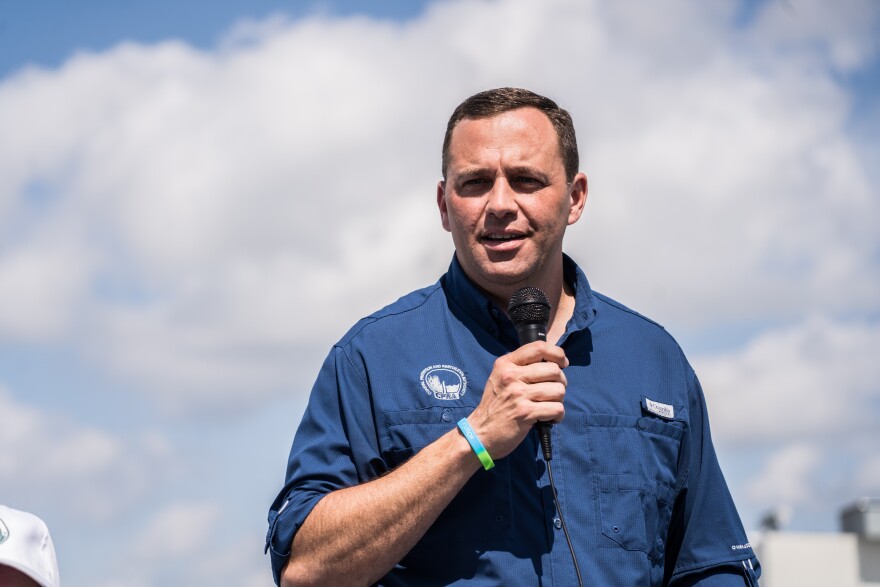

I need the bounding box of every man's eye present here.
[513,177,543,189]
[459,178,492,193]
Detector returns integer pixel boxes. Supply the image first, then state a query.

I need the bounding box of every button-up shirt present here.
[266,255,760,586]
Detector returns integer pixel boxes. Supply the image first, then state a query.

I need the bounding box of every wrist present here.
[456,418,495,470]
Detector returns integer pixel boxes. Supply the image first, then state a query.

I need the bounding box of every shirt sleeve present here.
[667,373,762,586]
[264,345,383,585]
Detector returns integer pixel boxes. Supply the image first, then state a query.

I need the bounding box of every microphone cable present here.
[541,430,584,587]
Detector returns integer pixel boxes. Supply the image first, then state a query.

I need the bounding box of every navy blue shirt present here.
[267,255,760,586]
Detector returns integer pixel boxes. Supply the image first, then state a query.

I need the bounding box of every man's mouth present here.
[482,233,526,242]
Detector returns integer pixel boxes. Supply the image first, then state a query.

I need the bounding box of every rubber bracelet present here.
[457,418,495,470]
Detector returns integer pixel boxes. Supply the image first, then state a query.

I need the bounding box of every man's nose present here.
[486,180,517,218]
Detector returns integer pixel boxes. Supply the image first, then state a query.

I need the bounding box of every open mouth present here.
[482,233,526,243]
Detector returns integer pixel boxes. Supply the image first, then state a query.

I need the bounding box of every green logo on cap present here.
[0,518,8,544]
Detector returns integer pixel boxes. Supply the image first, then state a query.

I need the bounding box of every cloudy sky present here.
[1,0,878,585]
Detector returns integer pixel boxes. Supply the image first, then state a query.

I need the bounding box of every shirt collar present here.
[442,253,597,346]
[562,253,598,335]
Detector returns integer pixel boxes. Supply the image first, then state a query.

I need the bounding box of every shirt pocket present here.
[382,406,512,549]
[585,413,684,560]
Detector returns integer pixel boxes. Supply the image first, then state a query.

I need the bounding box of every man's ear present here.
[567,172,588,226]
[437,180,451,232]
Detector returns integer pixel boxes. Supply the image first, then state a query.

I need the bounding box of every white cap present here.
[0,506,60,587]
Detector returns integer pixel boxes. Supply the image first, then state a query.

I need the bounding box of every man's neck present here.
[475,260,576,345]
[546,279,575,344]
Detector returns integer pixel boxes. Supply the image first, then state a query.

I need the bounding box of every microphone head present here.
[508,287,551,327]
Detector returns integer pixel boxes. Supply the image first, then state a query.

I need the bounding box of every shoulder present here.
[593,291,666,331]
[592,290,693,375]
[336,280,446,348]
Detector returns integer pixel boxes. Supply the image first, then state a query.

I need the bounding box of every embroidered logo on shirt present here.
[0,518,8,545]
[420,365,467,400]
[645,397,675,419]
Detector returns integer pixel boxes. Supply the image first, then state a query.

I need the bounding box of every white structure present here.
[756,498,880,587]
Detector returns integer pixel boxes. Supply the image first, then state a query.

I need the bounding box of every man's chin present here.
[457,251,537,287]
[472,263,534,289]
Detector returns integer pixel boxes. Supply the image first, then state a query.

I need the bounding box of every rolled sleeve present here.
[265,344,380,585]
[671,557,761,586]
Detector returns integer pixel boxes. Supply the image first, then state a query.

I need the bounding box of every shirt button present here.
[553,517,562,529]
[441,410,453,422]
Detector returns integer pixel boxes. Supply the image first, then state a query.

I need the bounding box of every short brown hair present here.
[441,87,579,182]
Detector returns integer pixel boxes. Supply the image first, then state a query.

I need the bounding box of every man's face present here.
[438,107,587,299]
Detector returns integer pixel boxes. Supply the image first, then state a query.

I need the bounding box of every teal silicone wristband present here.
[457,417,495,470]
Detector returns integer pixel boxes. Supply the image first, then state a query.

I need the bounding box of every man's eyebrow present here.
[506,166,550,182]
[454,166,495,178]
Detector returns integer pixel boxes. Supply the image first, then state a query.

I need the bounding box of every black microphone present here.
[508,287,554,461]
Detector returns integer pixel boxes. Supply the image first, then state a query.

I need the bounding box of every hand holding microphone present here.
[466,287,568,462]
[508,287,556,461]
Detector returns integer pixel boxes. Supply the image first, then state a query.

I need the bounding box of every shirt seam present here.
[671,551,756,577]
[337,283,445,346]
[335,343,369,390]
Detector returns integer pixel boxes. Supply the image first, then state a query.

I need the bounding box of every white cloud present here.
[0,385,120,480]
[134,502,221,561]
[0,385,173,520]
[190,534,274,587]
[748,0,880,72]
[698,316,880,528]
[0,0,876,415]
[0,235,96,342]
[92,502,270,587]
[746,442,823,505]
[566,29,879,327]
[696,317,880,446]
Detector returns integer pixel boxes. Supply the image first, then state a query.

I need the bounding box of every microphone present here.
[508,287,554,461]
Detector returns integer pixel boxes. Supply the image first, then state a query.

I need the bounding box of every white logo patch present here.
[645,398,675,419]
[420,365,467,400]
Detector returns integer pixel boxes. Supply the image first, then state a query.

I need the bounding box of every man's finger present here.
[519,362,568,386]
[525,382,566,402]
[507,340,568,368]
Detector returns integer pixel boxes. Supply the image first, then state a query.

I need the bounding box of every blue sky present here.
[1,1,878,585]
[0,0,434,76]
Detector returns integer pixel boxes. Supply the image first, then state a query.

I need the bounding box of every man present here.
[0,505,60,587]
[266,88,760,586]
